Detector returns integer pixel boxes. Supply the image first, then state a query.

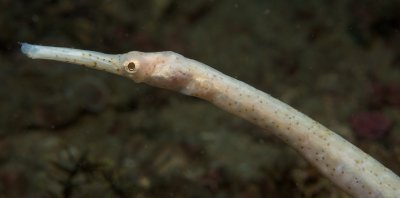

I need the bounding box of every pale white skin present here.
[21,43,400,197]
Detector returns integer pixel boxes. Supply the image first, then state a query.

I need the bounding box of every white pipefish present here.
[20,43,400,198]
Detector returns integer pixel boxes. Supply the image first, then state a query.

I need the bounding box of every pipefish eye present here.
[124,61,138,73]
[127,62,135,71]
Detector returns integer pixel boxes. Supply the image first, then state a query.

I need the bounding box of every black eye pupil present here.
[127,62,135,71]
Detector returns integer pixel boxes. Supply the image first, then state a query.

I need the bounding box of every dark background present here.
[0,0,399,197]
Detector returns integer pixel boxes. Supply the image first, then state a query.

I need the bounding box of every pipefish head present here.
[120,51,170,83]
[20,43,185,87]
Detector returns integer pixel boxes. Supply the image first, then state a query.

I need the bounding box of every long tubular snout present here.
[20,43,123,74]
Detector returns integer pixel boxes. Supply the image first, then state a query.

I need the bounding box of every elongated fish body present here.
[21,43,400,198]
